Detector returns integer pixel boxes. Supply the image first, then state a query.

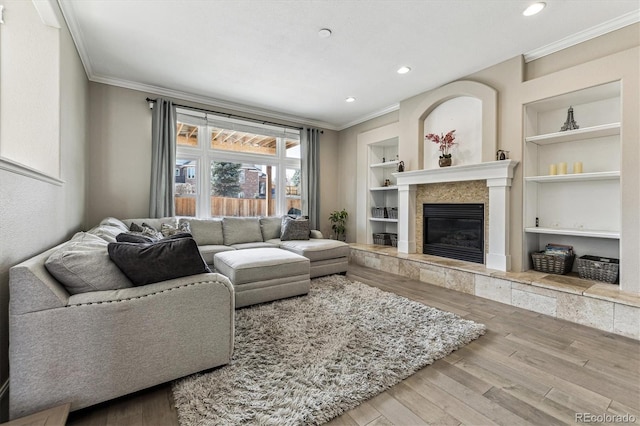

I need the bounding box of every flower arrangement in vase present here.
[425,130,456,167]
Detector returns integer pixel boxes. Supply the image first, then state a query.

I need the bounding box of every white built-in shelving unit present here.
[368,140,399,244]
[523,81,621,270]
[356,122,400,246]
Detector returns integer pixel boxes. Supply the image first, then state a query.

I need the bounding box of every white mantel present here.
[393,160,518,271]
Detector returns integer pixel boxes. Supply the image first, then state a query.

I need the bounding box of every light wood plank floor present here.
[68,264,640,426]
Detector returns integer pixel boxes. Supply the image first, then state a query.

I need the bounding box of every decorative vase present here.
[439,157,452,167]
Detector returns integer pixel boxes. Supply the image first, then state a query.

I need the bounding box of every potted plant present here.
[425,129,457,167]
[328,209,348,241]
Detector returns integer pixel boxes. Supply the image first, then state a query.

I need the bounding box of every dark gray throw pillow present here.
[108,237,210,286]
[116,233,155,244]
[280,216,310,241]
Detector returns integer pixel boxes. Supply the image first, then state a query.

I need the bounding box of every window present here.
[175,110,302,218]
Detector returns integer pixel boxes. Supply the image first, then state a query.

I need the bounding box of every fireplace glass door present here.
[423,203,484,264]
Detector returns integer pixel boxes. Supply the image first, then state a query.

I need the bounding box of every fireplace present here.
[423,203,484,264]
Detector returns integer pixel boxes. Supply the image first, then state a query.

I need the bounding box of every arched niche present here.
[412,81,497,169]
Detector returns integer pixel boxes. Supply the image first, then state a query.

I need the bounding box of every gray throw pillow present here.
[280,216,310,241]
[260,216,282,241]
[222,217,263,245]
[45,232,133,294]
[108,237,210,286]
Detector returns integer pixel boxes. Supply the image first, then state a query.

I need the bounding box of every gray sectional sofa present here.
[8,215,349,419]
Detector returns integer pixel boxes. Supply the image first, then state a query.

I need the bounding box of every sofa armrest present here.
[310,230,323,239]
[9,272,234,418]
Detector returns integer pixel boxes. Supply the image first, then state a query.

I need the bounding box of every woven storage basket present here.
[371,207,388,218]
[390,233,398,247]
[577,255,619,283]
[531,251,575,275]
[387,208,398,220]
[372,233,391,245]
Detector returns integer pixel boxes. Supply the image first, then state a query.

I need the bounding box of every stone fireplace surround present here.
[394,160,518,271]
[352,159,639,340]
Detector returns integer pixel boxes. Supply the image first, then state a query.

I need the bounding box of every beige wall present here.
[338,24,639,291]
[0,1,89,416]
[86,83,340,236]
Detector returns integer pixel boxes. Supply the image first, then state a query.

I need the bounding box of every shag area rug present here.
[172,274,486,425]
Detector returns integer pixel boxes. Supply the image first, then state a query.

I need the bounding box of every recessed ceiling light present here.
[523,2,546,16]
[345,97,356,103]
[318,28,332,38]
[397,66,411,74]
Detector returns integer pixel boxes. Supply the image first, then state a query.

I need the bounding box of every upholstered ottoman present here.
[214,248,310,308]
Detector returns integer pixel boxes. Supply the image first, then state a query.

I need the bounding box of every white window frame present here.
[176,109,301,218]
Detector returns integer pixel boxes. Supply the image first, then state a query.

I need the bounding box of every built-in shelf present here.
[370,185,398,191]
[370,160,400,169]
[369,218,398,223]
[525,122,620,145]
[525,227,620,239]
[524,171,620,183]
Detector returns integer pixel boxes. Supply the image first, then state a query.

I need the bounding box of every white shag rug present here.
[172,274,486,426]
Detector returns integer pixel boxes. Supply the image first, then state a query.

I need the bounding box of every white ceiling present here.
[58,0,639,130]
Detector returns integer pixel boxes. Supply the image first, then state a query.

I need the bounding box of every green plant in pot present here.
[328,209,349,241]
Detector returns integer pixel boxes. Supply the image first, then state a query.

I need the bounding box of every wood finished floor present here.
[67,264,640,426]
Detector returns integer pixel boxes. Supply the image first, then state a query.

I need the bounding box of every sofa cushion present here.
[214,248,309,285]
[198,244,236,265]
[222,217,263,245]
[230,242,279,250]
[180,218,224,245]
[279,239,350,262]
[108,237,210,286]
[45,232,133,295]
[280,216,310,241]
[260,216,282,241]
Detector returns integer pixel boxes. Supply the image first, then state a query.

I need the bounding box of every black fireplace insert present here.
[423,203,484,264]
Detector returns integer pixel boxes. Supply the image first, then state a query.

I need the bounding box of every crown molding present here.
[336,103,400,131]
[90,74,339,131]
[57,0,94,78]
[524,10,640,62]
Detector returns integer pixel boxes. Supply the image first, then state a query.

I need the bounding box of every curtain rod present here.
[146,98,315,132]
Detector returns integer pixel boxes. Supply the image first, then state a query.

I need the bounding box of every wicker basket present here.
[372,233,391,245]
[577,255,619,283]
[387,208,398,220]
[531,251,575,275]
[390,233,398,247]
[371,207,388,218]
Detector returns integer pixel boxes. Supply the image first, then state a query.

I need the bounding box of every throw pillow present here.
[222,217,263,245]
[45,232,133,294]
[108,237,210,286]
[260,216,282,241]
[280,216,310,241]
[129,222,163,241]
[161,221,191,237]
[116,233,155,244]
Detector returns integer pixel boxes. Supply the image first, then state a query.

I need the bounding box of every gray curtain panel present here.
[149,98,177,218]
[302,128,320,230]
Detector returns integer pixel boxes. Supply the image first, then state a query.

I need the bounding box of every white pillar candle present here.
[558,162,567,175]
[573,162,583,174]
[549,164,557,175]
